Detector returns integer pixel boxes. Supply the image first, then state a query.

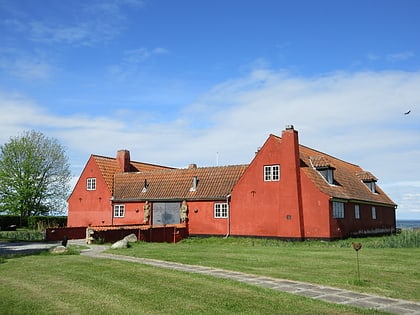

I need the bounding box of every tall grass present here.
[366,230,420,248]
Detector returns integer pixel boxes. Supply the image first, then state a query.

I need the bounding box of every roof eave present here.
[330,196,397,208]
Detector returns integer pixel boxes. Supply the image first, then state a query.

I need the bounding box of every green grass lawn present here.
[108,235,420,302]
[1,232,418,314]
[0,253,387,315]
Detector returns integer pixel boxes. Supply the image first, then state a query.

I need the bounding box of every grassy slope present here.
[0,254,386,315]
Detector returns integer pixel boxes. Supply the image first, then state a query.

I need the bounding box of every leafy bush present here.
[27,216,67,230]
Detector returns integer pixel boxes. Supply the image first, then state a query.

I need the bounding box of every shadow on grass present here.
[0,243,83,263]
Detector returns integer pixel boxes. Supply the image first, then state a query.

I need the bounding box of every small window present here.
[318,168,334,184]
[264,165,280,181]
[364,181,376,193]
[372,206,376,220]
[114,205,125,218]
[87,178,96,191]
[355,204,360,219]
[214,203,228,218]
[332,202,344,219]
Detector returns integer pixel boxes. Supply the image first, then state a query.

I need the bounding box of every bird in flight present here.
[404,110,411,115]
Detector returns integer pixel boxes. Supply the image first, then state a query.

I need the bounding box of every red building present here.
[67,126,397,240]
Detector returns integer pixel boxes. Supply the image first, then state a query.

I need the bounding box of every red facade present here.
[67,155,113,227]
[67,126,396,240]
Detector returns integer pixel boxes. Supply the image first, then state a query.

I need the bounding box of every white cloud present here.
[123,47,169,64]
[0,49,54,80]
[2,1,145,46]
[386,51,415,62]
[367,51,415,63]
[1,69,419,219]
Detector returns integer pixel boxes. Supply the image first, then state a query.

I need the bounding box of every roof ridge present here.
[270,134,360,168]
[299,144,360,168]
[92,154,173,169]
[115,164,248,176]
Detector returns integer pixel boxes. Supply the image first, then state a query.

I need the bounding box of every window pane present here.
[355,205,360,219]
[332,202,344,219]
[264,166,271,181]
[272,165,280,181]
[372,207,376,219]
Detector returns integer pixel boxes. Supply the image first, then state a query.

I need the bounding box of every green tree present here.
[0,130,71,220]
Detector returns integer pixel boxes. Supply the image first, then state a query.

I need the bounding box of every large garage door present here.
[152,202,180,225]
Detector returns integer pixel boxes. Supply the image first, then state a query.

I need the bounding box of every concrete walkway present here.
[71,240,420,315]
[0,240,60,255]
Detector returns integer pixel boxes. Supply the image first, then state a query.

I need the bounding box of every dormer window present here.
[310,156,335,185]
[364,180,376,193]
[142,179,148,193]
[356,171,378,194]
[318,167,334,185]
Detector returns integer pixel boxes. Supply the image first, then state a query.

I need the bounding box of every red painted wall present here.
[67,156,113,227]
[230,129,305,239]
[300,172,332,239]
[111,202,144,226]
[110,200,229,236]
[187,200,229,236]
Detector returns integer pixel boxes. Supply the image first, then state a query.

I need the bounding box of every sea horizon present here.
[396,220,420,229]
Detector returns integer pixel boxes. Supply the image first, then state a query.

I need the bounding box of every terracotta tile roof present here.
[309,155,336,169]
[113,165,248,201]
[355,171,378,182]
[93,155,173,193]
[298,145,396,206]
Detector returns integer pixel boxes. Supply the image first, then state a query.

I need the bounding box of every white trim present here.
[113,204,125,218]
[214,203,228,218]
[264,165,280,181]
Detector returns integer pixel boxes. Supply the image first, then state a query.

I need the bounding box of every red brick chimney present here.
[281,125,305,239]
[116,150,131,172]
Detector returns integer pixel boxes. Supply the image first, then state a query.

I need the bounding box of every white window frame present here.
[355,204,360,219]
[86,178,96,191]
[114,204,125,218]
[264,165,280,181]
[332,201,344,219]
[372,206,376,220]
[214,203,228,218]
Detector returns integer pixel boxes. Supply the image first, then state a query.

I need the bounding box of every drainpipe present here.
[224,194,231,238]
[110,196,114,226]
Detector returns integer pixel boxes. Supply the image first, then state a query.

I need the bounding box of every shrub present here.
[27,216,67,230]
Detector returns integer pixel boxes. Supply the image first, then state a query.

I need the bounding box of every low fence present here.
[46,224,188,243]
[45,226,86,241]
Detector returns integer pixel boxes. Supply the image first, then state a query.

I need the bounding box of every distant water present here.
[396,220,420,230]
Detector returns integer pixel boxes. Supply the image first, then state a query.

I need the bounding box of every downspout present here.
[224,194,231,238]
[110,196,114,226]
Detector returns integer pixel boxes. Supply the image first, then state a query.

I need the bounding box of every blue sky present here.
[1,0,419,219]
